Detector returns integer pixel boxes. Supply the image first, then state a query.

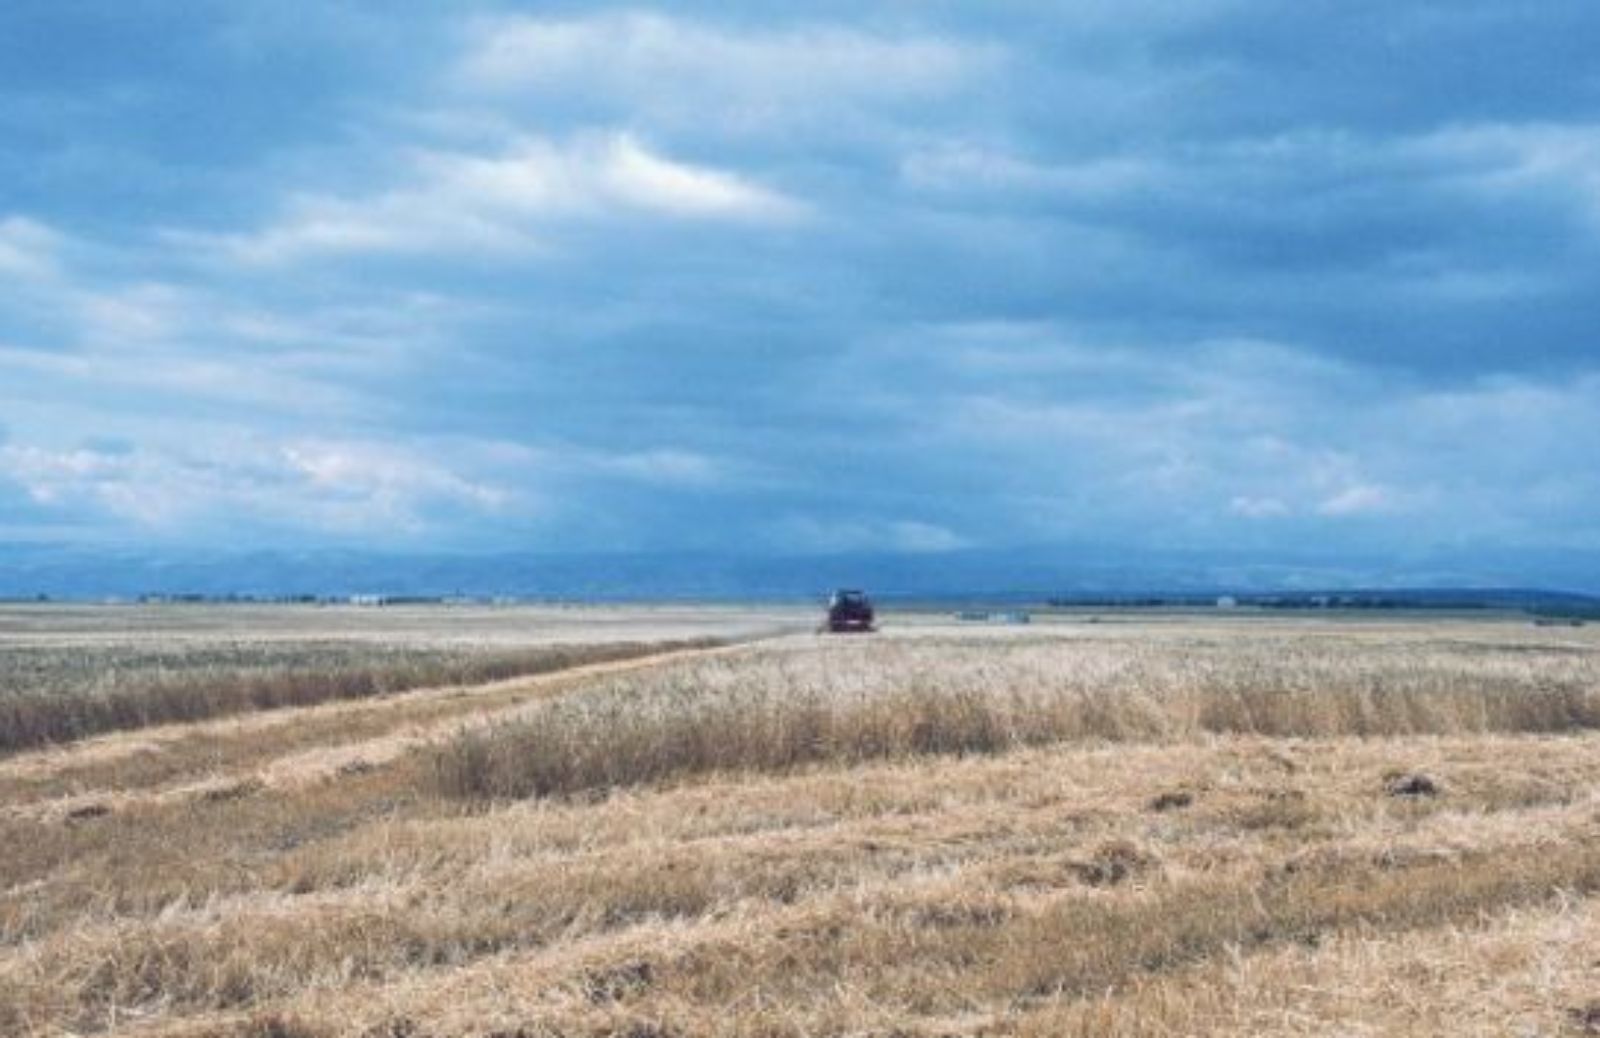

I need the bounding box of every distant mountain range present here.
[3,543,1600,604]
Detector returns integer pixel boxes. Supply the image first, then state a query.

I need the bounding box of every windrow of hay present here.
[0,639,723,755]
[31,828,1597,1038]
[4,818,1597,1034]
[436,637,1600,799]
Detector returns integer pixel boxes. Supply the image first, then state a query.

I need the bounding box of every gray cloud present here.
[1,1,1596,560]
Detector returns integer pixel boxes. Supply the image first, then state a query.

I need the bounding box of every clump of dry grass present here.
[435,637,1600,799]
[0,639,722,755]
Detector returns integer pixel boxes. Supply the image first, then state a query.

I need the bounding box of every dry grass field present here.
[3,608,1599,1036]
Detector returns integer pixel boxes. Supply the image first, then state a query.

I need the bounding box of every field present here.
[3,607,1599,1036]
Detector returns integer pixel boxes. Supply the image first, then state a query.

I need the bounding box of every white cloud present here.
[77,283,188,345]
[0,338,360,417]
[0,443,247,527]
[900,121,1600,260]
[600,137,798,219]
[283,440,508,510]
[858,327,1520,541]
[0,216,63,282]
[1230,495,1290,519]
[0,428,750,543]
[1418,122,1600,227]
[590,448,724,488]
[887,520,970,553]
[902,144,1157,197]
[1,445,184,525]
[220,134,804,263]
[459,12,990,115]
[771,516,969,554]
[1316,483,1394,518]
[0,437,515,536]
[0,216,479,422]
[1385,257,1555,303]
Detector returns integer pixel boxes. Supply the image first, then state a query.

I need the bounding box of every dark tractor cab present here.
[825,589,876,633]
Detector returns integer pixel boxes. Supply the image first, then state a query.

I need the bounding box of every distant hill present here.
[1046,588,1600,618]
[3,543,1600,603]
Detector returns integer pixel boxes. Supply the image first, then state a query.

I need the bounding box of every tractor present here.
[823,588,876,633]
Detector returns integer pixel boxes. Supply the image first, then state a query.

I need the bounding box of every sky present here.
[1,1,1598,562]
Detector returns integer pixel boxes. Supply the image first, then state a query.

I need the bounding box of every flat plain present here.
[2,606,1599,1036]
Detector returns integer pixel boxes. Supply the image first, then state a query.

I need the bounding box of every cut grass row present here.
[27,828,1592,1037]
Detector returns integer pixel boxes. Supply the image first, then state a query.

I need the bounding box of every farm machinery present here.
[823,588,876,633]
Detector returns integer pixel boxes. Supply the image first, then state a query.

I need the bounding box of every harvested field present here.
[2,609,1599,1036]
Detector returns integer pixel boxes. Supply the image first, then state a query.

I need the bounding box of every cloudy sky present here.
[1,1,1597,560]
